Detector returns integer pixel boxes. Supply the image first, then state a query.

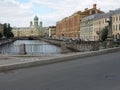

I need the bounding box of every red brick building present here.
[56,4,104,39]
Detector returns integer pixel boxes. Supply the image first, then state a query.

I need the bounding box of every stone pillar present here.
[106,16,113,48]
[19,43,26,55]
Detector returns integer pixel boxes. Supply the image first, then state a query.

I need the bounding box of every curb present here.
[0,47,120,72]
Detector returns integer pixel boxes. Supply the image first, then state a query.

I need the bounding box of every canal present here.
[0,40,62,55]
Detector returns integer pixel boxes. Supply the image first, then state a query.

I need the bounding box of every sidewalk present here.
[0,54,63,66]
[0,47,120,72]
[0,54,73,72]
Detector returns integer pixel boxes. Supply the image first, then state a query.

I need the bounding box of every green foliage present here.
[3,23,14,38]
[8,32,14,37]
[0,32,3,38]
[100,26,108,42]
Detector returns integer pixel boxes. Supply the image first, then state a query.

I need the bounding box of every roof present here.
[112,8,120,15]
[57,4,104,23]
[81,9,119,21]
[34,15,39,20]
[94,13,111,20]
[81,14,101,22]
[13,27,30,30]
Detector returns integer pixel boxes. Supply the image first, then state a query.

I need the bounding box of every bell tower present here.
[34,15,39,28]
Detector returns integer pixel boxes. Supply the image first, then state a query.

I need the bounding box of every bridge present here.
[0,49,120,90]
[0,37,120,55]
[0,33,120,90]
[13,36,42,40]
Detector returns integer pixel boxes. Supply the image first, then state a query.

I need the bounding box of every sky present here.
[0,0,120,27]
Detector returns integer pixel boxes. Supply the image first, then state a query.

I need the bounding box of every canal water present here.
[0,40,62,55]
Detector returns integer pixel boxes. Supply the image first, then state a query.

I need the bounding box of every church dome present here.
[34,15,38,20]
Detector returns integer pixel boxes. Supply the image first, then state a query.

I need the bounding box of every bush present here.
[100,26,108,42]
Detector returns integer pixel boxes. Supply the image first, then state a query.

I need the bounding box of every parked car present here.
[113,39,120,44]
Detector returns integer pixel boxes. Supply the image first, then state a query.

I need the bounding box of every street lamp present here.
[78,30,80,40]
[105,15,113,48]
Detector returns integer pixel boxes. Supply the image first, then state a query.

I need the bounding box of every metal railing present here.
[0,44,62,55]
[25,44,61,55]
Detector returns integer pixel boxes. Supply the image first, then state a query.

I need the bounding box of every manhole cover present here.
[105,74,120,80]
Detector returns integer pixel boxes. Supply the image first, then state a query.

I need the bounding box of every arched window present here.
[116,35,117,39]
[118,34,120,39]
[113,35,114,39]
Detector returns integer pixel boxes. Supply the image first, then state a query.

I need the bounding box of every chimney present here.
[109,10,113,12]
[93,4,97,9]
[84,8,88,11]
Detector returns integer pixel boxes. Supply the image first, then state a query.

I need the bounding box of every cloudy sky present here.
[0,0,120,27]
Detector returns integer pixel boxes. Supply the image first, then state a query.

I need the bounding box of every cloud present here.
[0,0,33,26]
[0,0,120,27]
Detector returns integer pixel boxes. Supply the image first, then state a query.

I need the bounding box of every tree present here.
[3,23,14,38]
[3,23,7,37]
[100,26,108,42]
[8,32,14,37]
[0,32,3,38]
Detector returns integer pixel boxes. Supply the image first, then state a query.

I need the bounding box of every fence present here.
[0,44,62,55]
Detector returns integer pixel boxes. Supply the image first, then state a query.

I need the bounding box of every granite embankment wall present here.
[0,39,15,46]
[40,38,74,52]
[41,38,99,52]
[40,38,62,46]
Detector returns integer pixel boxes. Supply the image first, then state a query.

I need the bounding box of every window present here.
[112,25,115,31]
[102,20,104,24]
[116,17,118,22]
[92,10,95,14]
[119,24,120,30]
[115,35,118,39]
[113,35,114,39]
[116,25,118,31]
[112,17,115,22]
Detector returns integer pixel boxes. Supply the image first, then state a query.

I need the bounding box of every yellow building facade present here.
[112,10,120,39]
[49,26,56,38]
[80,9,120,41]
[93,13,108,41]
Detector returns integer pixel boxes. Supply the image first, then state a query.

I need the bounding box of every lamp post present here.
[78,30,80,40]
[106,15,113,48]
[1,24,6,39]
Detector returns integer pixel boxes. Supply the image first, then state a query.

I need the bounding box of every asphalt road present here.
[0,51,120,90]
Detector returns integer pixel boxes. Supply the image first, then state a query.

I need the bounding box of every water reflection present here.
[13,40,47,45]
[0,40,62,55]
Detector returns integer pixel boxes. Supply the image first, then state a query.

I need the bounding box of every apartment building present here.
[12,27,32,37]
[56,4,104,39]
[93,13,109,41]
[112,9,120,39]
[49,26,56,37]
[80,8,120,41]
[80,14,100,41]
